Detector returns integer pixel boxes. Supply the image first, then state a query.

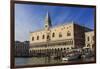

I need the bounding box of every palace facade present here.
[29,12,92,56]
[85,31,95,51]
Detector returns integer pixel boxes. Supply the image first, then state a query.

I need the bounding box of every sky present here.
[15,3,95,41]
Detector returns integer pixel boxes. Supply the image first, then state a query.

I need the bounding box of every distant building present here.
[29,12,92,56]
[85,31,95,50]
[15,41,29,57]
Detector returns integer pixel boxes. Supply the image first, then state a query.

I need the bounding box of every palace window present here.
[32,37,34,41]
[59,32,62,37]
[42,35,45,39]
[87,44,90,47]
[47,35,50,40]
[87,36,89,41]
[67,31,71,36]
[37,36,39,40]
[52,32,55,37]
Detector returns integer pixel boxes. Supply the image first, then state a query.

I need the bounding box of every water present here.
[15,57,95,66]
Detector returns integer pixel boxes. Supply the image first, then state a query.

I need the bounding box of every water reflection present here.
[15,57,95,66]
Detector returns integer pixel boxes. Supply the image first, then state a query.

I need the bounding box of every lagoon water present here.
[15,57,95,66]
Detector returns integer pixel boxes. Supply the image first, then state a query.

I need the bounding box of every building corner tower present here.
[44,11,52,30]
[44,11,52,41]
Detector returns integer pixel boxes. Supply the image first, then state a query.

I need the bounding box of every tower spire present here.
[44,11,52,30]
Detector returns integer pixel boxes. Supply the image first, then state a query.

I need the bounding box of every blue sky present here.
[15,4,95,41]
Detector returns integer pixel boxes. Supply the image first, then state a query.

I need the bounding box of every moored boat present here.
[62,51,81,61]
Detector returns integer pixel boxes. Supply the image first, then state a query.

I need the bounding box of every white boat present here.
[62,53,80,61]
[62,57,69,61]
[62,50,81,61]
